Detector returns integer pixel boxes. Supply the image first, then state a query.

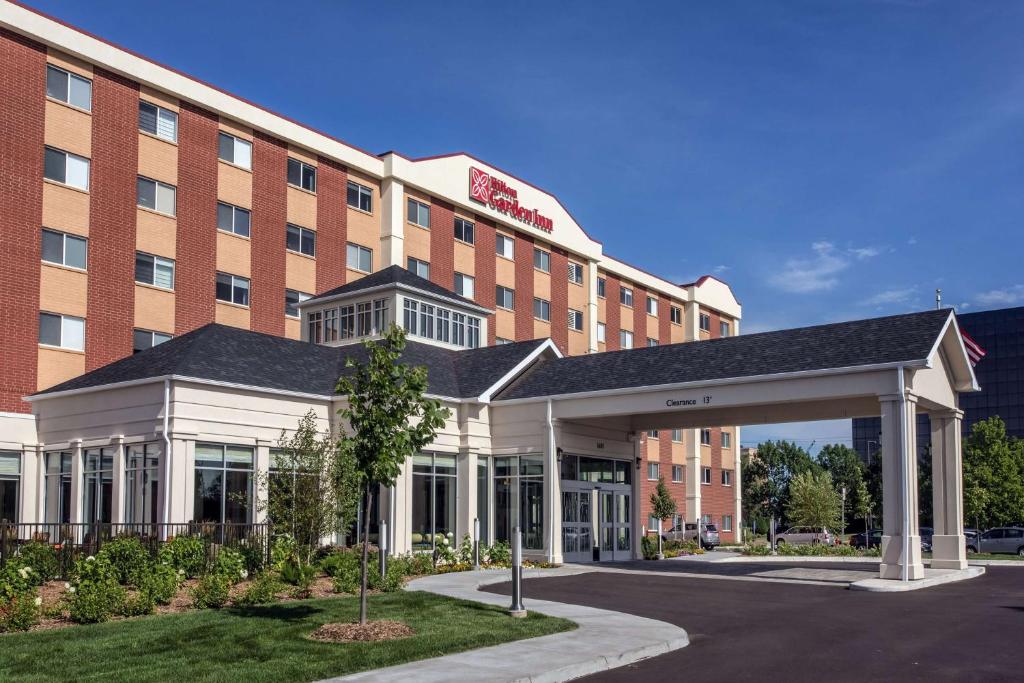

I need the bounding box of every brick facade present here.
[249,132,287,336]
[514,233,535,341]
[428,199,454,291]
[633,285,648,345]
[315,157,348,293]
[473,216,497,346]
[549,247,569,354]
[605,275,621,351]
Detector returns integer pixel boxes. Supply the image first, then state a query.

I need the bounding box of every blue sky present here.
[28,0,1024,451]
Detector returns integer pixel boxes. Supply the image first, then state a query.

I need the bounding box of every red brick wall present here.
[316,157,347,294]
[429,199,454,291]
[174,102,218,335]
[604,275,620,351]
[658,298,672,345]
[0,30,45,412]
[633,285,647,345]
[549,248,569,354]
[514,233,535,341]
[474,216,497,345]
[86,68,138,371]
[250,132,287,336]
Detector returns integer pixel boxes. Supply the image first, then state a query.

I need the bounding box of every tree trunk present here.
[359,482,372,625]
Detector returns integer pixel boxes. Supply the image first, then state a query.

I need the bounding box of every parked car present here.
[850,529,882,549]
[969,527,1024,556]
[964,528,980,553]
[920,526,933,553]
[664,522,720,550]
[776,526,833,546]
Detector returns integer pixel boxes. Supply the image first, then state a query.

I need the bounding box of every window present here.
[407,257,430,279]
[44,147,89,190]
[721,431,731,448]
[722,470,732,486]
[194,444,254,524]
[124,443,160,524]
[135,252,175,290]
[496,233,514,259]
[597,277,606,298]
[569,309,584,331]
[670,306,682,324]
[217,202,250,237]
[133,329,172,353]
[533,297,550,322]
[496,337,513,345]
[494,454,545,550]
[671,429,683,442]
[720,321,731,337]
[347,181,372,212]
[138,100,177,142]
[44,452,72,523]
[287,158,316,192]
[496,285,515,310]
[39,312,84,351]
[700,429,712,446]
[137,176,176,215]
[454,217,475,245]
[411,452,458,550]
[722,515,733,532]
[454,272,475,299]
[357,302,372,336]
[647,462,659,481]
[408,198,430,228]
[702,467,712,485]
[647,338,658,347]
[620,287,634,307]
[286,224,316,257]
[216,272,250,306]
[373,298,390,334]
[700,313,711,332]
[346,243,372,272]
[672,465,683,483]
[620,330,633,349]
[533,248,550,272]
[568,262,584,284]
[404,297,479,348]
[0,451,21,524]
[467,317,481,349]
[647,430,659,438]
[285,289,311,318]
[46,64,91,110]
[701,513,713,526]
[218,132,252,169]
[82,447,113,526]
[41,229,87,269]
[403,300,418,336]
[597,322,606,343]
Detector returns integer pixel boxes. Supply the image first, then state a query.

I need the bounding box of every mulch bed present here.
[308,620,415,643]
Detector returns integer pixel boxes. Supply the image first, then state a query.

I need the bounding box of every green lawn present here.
[0,591,575,682]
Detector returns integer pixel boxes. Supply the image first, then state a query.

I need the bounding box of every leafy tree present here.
[786,470,841,530]
[816,444,873,529]
[962,417,1024,528]
[865,450,883,522]
[742,440,816,530]
[336,325,450,625]
[650,477,677,528]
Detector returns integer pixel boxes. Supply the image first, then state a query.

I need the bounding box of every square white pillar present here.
[110,437,126,524]
[685,428,701,525]
[930,409,967,570]
[734,425,743,544]
[878,392,924,580]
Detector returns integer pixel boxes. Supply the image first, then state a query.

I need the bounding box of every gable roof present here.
[495,309,961,401]
[303,265,490,313]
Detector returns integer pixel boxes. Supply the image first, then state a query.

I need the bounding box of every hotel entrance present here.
[560,454,632,562]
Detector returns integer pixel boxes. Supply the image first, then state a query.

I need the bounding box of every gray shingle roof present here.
[34,324,548,400]
[495,309,954,401]
[304,265,488,312]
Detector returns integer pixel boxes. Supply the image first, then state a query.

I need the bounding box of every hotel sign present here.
[469,167,553,233]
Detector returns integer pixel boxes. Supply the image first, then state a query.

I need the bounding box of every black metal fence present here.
[0,522,273,579]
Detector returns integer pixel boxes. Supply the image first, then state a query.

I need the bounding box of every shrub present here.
[234,572,283,606]
[213,548,248,584]
[69,556,125,624]
[139,562,181,605]
[369,562,404,593]
[190,573,230,609]
[741,544,773,556]
[279,556,317,589]
[270,535,297,571]
[98,537,151,586]
[319,549,359,578]
[485,541,510,566]
[388,552,434,577]
[434,535,456,565]
[15,542,59,584]
[456,533,475,565]
[331,563,361,594]
[0,592,41,632]
[235,537,267,574]
[641,535,659,560]
[119,591,155,617]
[0,563,37,601]
[162,536,207,578]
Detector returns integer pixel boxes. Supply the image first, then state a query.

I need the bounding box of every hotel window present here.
[496,337,513,345]
[408,198,430,228]
[133,329,172,354]
[647,338,658,347]
[702,467,712,485]
[722,515,733,532]
[336,306,351,340]
[135,252,175,290]
[407,257,430,279]
[46,64,91,110]
[403,300,418,336]
[346,243,372,272]
[411,452,458,550]
[620,330,633,349]
[670,306,682,324]
[285,289,311,318]
[477,459,490,545]
[722,431,731,448]
[39,312,84,351]
[287,158,316,192]
[569,309,584,331]
[308,310,323,343]
[218,132,252,169]
[597,322,606,343]
[647,462,659,481]
[722,470,732,486]
[138,100,177,142]
[496,285,515,310]
[620,286,634,307]
[533,247,550,273]
[41,229,87,269]
[194,444,254,524]
[454,217,475,245]
[533,297,550,322]
[347,181,372,212]
[720,321,731,337]
[356,302,373,336]
[286,224,316,257]
[447,311,461,346]
[373,298,390,333]
[494,454,544,550]
[0,452,21,523]
[137,176,176,215]
[701,513,713,526]
[700,313,711,332]
[217,202,250,237]
[44,146,89,190]
[647,296,658,315]
[671,429,683,442]
[496,233,514,259]
[125,443,161,525]
[82,447,113,526]
[647,430,659,439]
[454,272,475,299]
[216,272,250,306]
[44,451,72,524]
[568,262,584,284]
[700,428,712,446]
[672,465,683,483]
[597,277,606,298]
[468,317,481,348]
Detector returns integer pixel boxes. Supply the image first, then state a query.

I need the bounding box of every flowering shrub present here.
[457,533,475,565]
[0,592,41,632]
[15,542,59,584]
[0,563,36,601]
[69,556,126,624]
[213,548,248,584]
[434,533,457,565]
[161,536,206,578]
[485,541,511,566]
[97,537,151,586]
[190,573,230,609]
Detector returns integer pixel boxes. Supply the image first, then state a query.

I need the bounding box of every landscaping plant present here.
[161,535,207,578]
[190,573,231,609]
[234,572,283,606]
[69,556,126,624]
[97,536,151,586]
[15,542,59,583]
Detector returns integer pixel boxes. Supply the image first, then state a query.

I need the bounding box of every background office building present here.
[0,2,742,543]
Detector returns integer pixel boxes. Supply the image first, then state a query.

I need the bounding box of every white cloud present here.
[863,287,916,307]
[975,285,1024,307]
[907,237,918,245]
[850,247,880,260]
[713,264,729,274]
[768,242,883,294]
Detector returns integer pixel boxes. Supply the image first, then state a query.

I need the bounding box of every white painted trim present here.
[0,411,34,420]
[477,339,562,403]
[303,281,493,316]
[927,311,980,392]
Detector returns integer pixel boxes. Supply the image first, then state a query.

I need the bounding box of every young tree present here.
[336,325,450,625]
[786,470,842,531]
[650,476,677,557]
[816,444,872,529]
[742,440,816,535]
[962,417,1024,528]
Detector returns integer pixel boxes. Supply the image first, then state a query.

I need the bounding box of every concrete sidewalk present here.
[323,566,689,683]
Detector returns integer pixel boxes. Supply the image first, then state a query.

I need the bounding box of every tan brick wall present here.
[217,162,252,209]
[285,251,316,294]
[216,231,251,278]
[134,285,175,334]
[42,182,90,236]
[44,100,91,157]
[215,301,250,329]
[138,133,177,185]
[36,347,84,391]
[39,264,87,317]
[136,208,177,259]
[286,185,316,228]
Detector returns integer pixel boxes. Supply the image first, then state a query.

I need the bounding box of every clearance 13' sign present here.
[469,167,554,233]
[666,396,712,408]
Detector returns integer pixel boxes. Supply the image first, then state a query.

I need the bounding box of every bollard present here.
[509,526,527,617]
[473,518,481,571]
[379,520,388,578]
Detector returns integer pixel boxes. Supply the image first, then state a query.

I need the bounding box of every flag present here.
[961,329,986,367]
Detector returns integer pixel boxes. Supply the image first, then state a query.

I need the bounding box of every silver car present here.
[776,526,833,546]
[971,527,1024,556]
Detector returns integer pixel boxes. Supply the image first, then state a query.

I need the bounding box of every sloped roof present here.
[304,265,489,312]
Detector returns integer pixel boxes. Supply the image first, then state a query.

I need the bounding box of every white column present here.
[685,429,701,526]
[392,459,412,554]
[545,414,563,564]
[878,393,924,580]
[930,409,967,570]
[733,425,743,543]
[69,439,83,524]
[631,431,643,559]
[110,436,126,524]
[254,439,272,525]
[380,177,406,267]
[168,437,194,523]
[586,260,599,353]
[457,446,474,543]
[20,445,40,526]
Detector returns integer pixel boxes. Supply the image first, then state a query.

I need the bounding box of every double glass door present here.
[562,484,631,562]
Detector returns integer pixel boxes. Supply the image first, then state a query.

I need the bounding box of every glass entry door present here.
[562,484,630,562]
[561,488,593,562]
[598,489,631,561]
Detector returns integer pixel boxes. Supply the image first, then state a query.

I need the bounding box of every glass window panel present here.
[434,454,457,475]
[135,253,154,285]
[234,207,250,236]
[157,108,177,141]
[215,273,232,301]
[133,329,152,352]
[195,444,223,468]
[44,147,65,183]
[286,224,300,252]
[519,455,543,477]
[218,132,234,162]
[233,138,251,169]
[217,202,233,231]
[41,229,64,265]
[137,177,156,209]
[224,470,252,523]
[193,468,222,522]
[233,277,250,305]
[65,234,87,269]
[156,183,176,215]
[412,453,433,472]
[154,258,174,289]
[226,446,254,469]
[287,158,301,186]
[61,316,84,351]
[68,74,91,110]
[139,101,158,135]
[46,65,67,100]
[65,154,89,190]
[0,452,21,476]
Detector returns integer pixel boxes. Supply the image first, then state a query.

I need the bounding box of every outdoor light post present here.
[841,486,847,540]
[509,526,526,618]
[379,519,388,577]
[473,517,481,571]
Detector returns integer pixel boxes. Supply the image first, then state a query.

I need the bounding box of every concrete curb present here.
[850,566,985,592]
[717,554,1024,568]
[322,567,689,683]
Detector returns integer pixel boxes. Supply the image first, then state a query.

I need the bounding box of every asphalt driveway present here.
[485,565,1024,682]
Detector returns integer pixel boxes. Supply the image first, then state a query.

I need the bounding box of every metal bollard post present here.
[509,526,526,618]
[473,517,480,571]
[379,520,388,577]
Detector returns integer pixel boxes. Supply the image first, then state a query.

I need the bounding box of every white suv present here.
[776,526,833,546]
